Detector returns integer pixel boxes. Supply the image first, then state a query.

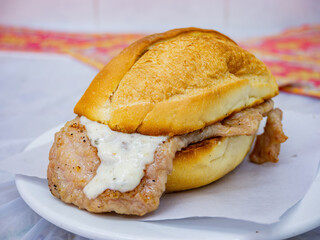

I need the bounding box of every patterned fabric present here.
[0,25,143,69]
[0,25,319,98]
[240,25,320,98]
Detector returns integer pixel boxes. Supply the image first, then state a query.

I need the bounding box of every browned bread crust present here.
[166,135,254,192]
[74,28,278,136]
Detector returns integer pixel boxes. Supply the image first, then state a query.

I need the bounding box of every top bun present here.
[74,28,278,136]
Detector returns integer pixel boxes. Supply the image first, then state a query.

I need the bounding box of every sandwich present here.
[47,28,287,216]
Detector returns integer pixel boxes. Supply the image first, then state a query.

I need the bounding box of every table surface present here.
[0,51,319,240]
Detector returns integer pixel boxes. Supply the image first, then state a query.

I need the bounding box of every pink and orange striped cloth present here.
[1,25,319,98]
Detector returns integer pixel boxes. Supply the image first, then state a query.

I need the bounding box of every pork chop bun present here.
[48,28,285,216]
[73,27,278,192]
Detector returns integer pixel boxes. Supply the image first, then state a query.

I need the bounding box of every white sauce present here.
[80,116,167,199]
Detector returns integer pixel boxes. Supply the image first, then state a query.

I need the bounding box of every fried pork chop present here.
[250,108,288,164]
[48,100,284,215]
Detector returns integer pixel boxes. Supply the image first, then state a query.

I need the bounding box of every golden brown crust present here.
[74,28,233,124]
[74,28,278,136]
[166,135,255,192]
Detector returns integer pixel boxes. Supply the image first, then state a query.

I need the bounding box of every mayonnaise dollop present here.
[80,116,167,199]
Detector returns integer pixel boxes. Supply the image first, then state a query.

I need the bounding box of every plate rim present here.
[15,121,320,240]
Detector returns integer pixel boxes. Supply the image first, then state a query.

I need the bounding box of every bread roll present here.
[166,135,254,192]
[74,28,278,136]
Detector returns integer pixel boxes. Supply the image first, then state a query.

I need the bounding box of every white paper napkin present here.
[1,111,319,224]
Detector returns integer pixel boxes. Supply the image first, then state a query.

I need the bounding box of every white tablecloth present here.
[1,51,320,239]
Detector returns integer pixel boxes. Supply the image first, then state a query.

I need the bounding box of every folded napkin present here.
[1,111,320,224]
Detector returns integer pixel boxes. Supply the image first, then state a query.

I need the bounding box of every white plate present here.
[16,127,320,240]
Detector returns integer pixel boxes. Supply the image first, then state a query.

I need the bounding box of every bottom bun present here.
[166,135,255,192]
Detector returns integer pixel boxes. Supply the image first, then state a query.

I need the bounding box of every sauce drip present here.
[80,116,167,199]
